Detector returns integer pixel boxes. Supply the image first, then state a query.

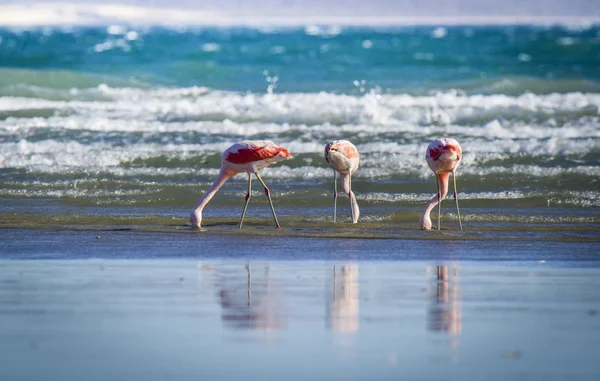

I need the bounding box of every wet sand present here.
[1,227,599,261]
[1,229,600,380]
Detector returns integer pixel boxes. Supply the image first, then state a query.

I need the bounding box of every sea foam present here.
[2,88,599,127]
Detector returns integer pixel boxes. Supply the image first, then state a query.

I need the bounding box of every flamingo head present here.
[190,209,202,228]
[419,212,433,230]
[428,144,461,162]
[324,141,335,163]
[324,140,359,162]
[426,139,462,173]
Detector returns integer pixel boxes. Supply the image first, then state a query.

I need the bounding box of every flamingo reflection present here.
[428,265,461,334]
[327,264,360,333]
[216,264,286,330]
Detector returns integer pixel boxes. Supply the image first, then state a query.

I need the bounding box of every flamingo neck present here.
[340,173,360,223]
[190,169,232,227]
[420,173,450,230]
[340,173,350,195]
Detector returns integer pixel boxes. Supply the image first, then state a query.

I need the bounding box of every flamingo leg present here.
[436,175,442,231]
[333,170,338,223]
[453,171,463,231]
[239,173,252,229]
[255,173,281,229]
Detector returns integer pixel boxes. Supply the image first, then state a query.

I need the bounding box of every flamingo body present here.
[190,140,292,229]
[324,140,360,223]
[420,138,463,230]
[225,141,292,172]
[325,140,360,174]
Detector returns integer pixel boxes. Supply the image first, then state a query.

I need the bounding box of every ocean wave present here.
[361,191,600,207]
[449,77,600,97]
[2,137,599,183]
[462,214,599,223]
[0,69,144,96]
[2,116,598,164]
[1,183,598,209]
[2,66,600,99]
[1,86,599,127]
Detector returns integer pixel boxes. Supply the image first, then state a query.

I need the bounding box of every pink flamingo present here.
[190,140,293,229]
[420,138,464,231]
[324,140,360,223]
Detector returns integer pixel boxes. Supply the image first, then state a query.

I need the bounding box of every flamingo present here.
[324,140,360,223]
[190,140,293,229]
[420,138,463,231]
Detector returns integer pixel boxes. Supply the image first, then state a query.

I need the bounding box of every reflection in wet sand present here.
[328,264,360,333]
[2,261,599,381]
[215,264,286,330]
[428,265,461,335]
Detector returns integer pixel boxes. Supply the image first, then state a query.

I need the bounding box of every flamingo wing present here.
[326,140,359,160]
[226,141,291,165]
[339,143,359,159]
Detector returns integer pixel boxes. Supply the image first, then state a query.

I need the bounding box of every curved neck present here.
[420,173,450,228]
[193,169,232,214]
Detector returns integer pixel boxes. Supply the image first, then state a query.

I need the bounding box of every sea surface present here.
[0,24,599,236]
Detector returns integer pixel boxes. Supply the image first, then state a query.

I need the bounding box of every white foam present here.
[3,109,596,158]
[2,88,599,148]
[360,191,600,208]
[106,25,126,35]
[1,86,599,179]
[465,214,599,223]
[361,40,373,49]
[0,187,146,199]
[95,88,600,128]
[2,134,598,182]
[361,191,532,203]
[430,27,447,39]
[93,39,131,53]
[202,43,221,52]
[5,86,598,128]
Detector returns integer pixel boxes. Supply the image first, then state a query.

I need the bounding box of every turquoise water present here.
[1,25,600,92]
[0,25,599,231]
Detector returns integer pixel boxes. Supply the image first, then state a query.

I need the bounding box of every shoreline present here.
[2,215,599,242]
[2,226,599,264]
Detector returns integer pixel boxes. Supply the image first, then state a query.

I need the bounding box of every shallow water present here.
[1,257,600,380]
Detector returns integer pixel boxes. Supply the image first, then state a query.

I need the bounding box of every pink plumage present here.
[420,138,464,231]
[324,140,360,223]
[190,140,293,229]
[226,142,292,165]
